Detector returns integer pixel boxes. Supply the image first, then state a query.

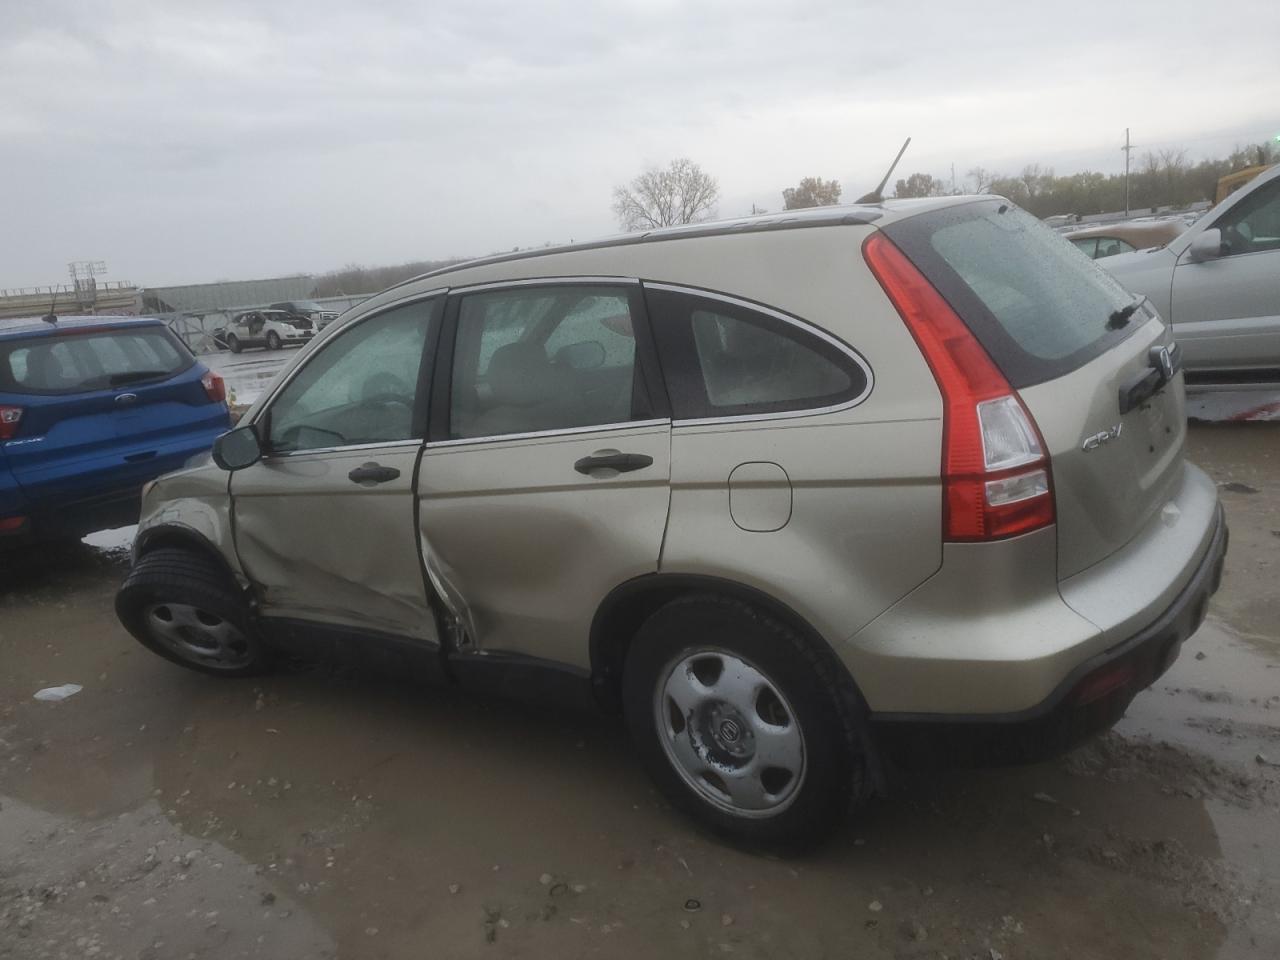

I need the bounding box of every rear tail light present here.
[863,232,1055,541]
[0,515,28,534]
[201,371,227,404]
[0,405,22,440]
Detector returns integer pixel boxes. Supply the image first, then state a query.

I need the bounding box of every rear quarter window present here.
[883,200,1140,387]
[0,326,192,395]
[644,285,871,420]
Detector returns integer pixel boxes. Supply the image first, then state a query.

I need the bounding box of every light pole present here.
[1122,128,1134,217]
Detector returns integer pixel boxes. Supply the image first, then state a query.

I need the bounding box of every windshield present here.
[883,199,1141,387]
[0,326,192,395]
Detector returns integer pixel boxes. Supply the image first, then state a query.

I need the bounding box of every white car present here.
[220,310,315,353]
[1102,164,1280,385]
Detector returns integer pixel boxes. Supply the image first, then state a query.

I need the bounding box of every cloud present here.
[1,0,1277,287]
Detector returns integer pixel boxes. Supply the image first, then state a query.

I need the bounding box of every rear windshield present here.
[0,326,192,395]
[882,199,1141,387]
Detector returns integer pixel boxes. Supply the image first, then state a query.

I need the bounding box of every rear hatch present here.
[0,322,229,510]
[882,200,1185,579]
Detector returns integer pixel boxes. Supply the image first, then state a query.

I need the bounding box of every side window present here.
[645,287,869,420]
[1094,237,1134,259]
[1216,180,1280,256]
[1070,237,1098,259]
[449,285,647,440]
[266,300,433,453]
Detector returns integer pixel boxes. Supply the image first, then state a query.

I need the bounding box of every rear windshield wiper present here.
[108,370,172,386]
[1107,297,1145,331]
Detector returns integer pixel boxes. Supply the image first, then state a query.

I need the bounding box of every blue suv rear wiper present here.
[107,370,172,386]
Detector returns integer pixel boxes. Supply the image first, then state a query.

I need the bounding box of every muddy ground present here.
[2,422,1277,960]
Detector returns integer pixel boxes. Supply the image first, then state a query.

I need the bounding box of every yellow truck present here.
[1216,164,1274,203]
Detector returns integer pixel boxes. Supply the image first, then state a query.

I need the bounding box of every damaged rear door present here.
[229,296,441,642]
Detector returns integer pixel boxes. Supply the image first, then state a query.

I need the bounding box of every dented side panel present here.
[229,444,438,644]
[135,461,246,586]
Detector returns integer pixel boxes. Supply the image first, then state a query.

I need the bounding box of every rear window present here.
[0,326,192,395]
[882,200,1140,387]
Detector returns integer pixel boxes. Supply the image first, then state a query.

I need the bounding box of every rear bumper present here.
[873,503,1228,765]
[3,428,226,543]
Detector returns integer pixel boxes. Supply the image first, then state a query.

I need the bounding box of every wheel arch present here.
[591,573,885,793]
[590,573,868,712]
[134,523,244,592]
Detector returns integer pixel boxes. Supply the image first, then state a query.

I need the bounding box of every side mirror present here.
[1187,228,1225,263]
[212,425,262,471]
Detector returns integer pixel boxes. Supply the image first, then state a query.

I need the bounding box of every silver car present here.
[1102,163,1280,385]
[115,198,1227,849]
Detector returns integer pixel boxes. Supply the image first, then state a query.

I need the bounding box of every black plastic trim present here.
[1185,366,1280,387]
[447,652,596,713]
[258,617,447,684]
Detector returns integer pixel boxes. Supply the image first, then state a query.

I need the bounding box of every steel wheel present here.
[144,602,253,671]
[654,648,806,818]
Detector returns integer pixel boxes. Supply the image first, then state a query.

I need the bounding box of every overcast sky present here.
[2,0,1277,289]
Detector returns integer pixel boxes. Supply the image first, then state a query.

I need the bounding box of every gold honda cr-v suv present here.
[116,198,1227,849]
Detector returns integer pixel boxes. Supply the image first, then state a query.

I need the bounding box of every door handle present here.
[348,462,401,486]
[573,452,654,475]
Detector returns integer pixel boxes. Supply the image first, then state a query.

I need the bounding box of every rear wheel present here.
[116,547,271,677]
[623,594,865,852]
[266,331,282,350]
[226,333,241,354]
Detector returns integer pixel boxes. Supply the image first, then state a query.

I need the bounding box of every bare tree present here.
[612,158,720,231]
[966,166,995,194]
[782,176,842,210]
[1020,164,1052,199]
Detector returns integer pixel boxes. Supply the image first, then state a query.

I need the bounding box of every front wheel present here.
[266,331,282,350]
[226,334,241,354]
[116,547,272,677]
[623,594,866,852]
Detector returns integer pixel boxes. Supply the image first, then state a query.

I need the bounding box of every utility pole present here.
[951,163,957,194]
[1122,128,1134,217]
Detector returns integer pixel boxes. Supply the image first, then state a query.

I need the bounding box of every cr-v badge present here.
[1082,423,1123,452]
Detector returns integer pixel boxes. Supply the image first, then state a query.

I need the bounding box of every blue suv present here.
[0,315,231,546]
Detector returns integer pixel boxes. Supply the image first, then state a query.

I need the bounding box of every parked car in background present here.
[219,309,315,353]
[1065,219,1187,259]
[270,300,339,330]
[116,198,1225,850]
[1,315,231,546]
[1102,163,1280,384]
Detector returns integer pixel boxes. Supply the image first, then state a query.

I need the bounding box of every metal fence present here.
[156,295,370,354]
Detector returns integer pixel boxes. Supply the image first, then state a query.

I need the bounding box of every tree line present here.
[314,139,1277,293]
[608,141,1276,235]
[311,258,466,297]
[894,141,1278,216]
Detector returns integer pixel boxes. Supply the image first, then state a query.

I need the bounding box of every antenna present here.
[42,287,58,325]
[857,136,912,204]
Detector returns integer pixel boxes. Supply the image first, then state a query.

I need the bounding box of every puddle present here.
[3,523,1278,957]
[0,795,334,957]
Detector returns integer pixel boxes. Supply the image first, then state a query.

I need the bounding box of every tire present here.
[115,547,272,678]
[226,334,241,354]
[266,331,282,350]
[623,594,866,852]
